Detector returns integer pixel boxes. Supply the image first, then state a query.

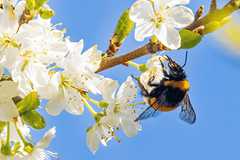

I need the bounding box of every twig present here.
[96,41,168,73]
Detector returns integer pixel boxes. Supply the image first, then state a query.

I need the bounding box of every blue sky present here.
[29,0,240,159]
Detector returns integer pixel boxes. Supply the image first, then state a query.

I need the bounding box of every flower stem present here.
[126,61,140,68]
[86,97,99,105]
[82,98,97,116]
[14,120,29,146]
[6,122,10,145]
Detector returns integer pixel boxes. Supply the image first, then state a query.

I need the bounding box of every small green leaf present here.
[39,9,55,19]
[179,29,203,49]
[21,110,46,129]
[0,121,6,134]
[26,0,35,11]
[219,16,231,27]
[34,0,48,10]
[114,9,134,42]
[86,126,93,132]
[202,21,220,35]
[138,64,148,72]
[17,91,40,114]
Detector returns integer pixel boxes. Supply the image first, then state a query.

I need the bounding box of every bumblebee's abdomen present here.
[163,79,190,91]
[149,79,189,112]
[150,97,178,112]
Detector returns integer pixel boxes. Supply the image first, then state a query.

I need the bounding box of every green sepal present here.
[17,91,40,114]
[86,126,93,132]
[94,113,104,123]
[0,121,6,134]
[99,101,109,108]
[1,143,12,156]
[114,9,134,43]
[179,29,203,49]
[21,110,46,129]
[23,145,33,154]
[1,139,5,154]
[34,0,48,10]
[12,142,21,154]
[25,0,35,11]
[21,59,29,72]
[139,64,148,72]
[202,21,220,35]
[39,9,55,19]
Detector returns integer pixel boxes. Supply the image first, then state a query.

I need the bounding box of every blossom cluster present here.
[0,0,195,158]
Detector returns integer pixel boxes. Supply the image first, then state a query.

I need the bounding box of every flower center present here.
[20,50,47,61]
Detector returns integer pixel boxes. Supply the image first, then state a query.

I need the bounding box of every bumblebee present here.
[133,55,196,124]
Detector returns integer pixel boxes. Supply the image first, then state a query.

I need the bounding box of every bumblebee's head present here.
[165,56,186,80]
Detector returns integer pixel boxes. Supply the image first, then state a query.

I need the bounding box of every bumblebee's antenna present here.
[181,51,188,68]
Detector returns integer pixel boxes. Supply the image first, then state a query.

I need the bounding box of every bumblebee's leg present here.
[148,76,159,87]
[131,75,149,96]
[159,57,169,77]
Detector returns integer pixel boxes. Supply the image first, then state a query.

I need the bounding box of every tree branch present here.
[96,42,168,73]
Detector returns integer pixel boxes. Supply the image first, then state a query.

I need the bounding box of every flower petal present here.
[168,0,190,8]
[0,81,19,99]
[129,0,153,22]
[14,1,26,17]
[153,0,169,10]
[63,87,84,115]
[167,6,194,28]
[35,127,56,149]
[155,23,181,49]
[86,129,99,155]
[116,76,137,103]
[0,65,3,77]
[0,100,19,122]
[153,0,190,9]
[97,78,119,103]
[121,119,138,137]
[46,90,65,116]
[134,20,156,41]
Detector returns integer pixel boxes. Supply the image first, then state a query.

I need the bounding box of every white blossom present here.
[46,40,103,116]
[86,117,119,155]
[129,0,194,49]
[21,127,57,160]
[97,77,142,137]
[11,17,68,97]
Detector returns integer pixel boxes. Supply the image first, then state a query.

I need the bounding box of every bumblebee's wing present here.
[179,94,196,124]
[134,106,163,122]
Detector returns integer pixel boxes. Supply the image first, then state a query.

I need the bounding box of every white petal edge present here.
[129,0,154,22]
[86,129,99,155]
[35,127,56,149]
[167,6,194,28]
